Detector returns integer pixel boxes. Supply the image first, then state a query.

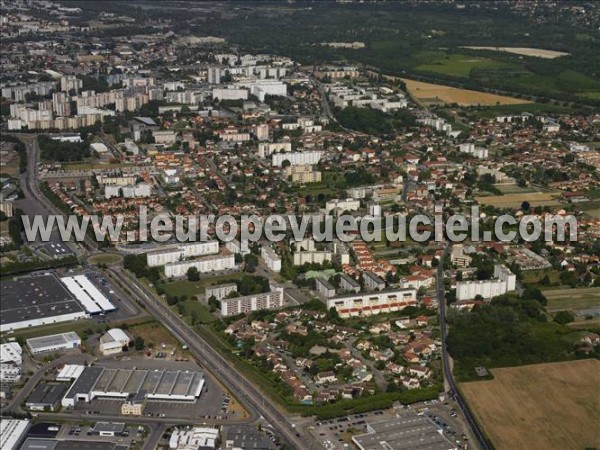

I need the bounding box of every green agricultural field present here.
[415,53,516,78]
[544,287,600,312]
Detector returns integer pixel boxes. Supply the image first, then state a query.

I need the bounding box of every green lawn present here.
[88,253,122,265]
[415,53,515,78]
[162,272,245,298]
[177,300,216,324]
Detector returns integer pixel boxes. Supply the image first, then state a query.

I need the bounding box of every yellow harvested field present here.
[401,78,531,106]
[463,46,569,59]
[476,192,561,208]
[461,360,600,450]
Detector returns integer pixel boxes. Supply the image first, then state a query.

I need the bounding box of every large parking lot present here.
[310,399,474,450]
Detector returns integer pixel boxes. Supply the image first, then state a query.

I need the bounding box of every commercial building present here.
[169,427,219,450]
[27,332,81,355]
[164,253,236,278]
[206,283,238,301]
[60,275,116,315]
[261,245,282,273]
[225,425,274,450]
[0,274,87,332]
[99,329,131,356]
[327,288,418,318]
[456,264,516,301]
[62,366,205,407]
[352,415,456,450]
[220,290,284,317]
[56,364,85,382]
[26,382,68,411]
[1,342,23,383]
[90,422,127,437]
[146,241,220,267]
[0,419,29,450]
[121,390,146,416]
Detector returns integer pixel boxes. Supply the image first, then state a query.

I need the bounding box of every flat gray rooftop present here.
[26,382,68,407]
[353,415,455,450]
[1,274,85,326]
[19,438,58,450]
[27,332,80,352]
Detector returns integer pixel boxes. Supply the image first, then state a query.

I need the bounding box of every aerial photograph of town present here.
[0,1,598,450]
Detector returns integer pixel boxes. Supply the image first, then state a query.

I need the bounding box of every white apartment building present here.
[315,277,336,298]
[60,75,82,92]
[226,239,250,256]
[212,88,248,101]
[272,151,323,167]
[165,254,236,278]
[293,251,333,266]
[217,127,251,143]
[327,288,418,318]
[258,141,292,158]
[147,242,220,267]
[255,124,269,141]
[234,80,287,101]
[220,290,284,317]
[456,264,516,301]
[205,283,238,301]
[153,130,177,145]
[363,271,385,291]
[458,143,488,159]
[325,198,361,214]
[450,244,472,268]
[284,165,322,183]
[261,245,282,273]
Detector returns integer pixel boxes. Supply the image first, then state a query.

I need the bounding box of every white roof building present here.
[169,427,219,450]
[99,328,131,355]
[0,419,29,450]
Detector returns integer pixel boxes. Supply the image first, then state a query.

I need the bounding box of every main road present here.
[14,133,99,251]
[437,248,491,450]
[107,267,315,450]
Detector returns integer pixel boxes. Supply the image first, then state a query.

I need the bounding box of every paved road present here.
[13,133,99,251]
[5,353,95,415]
[109,267,316,450]
[437,247,491,450]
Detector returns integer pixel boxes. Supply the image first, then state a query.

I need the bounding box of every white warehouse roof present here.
[60,275,115,314]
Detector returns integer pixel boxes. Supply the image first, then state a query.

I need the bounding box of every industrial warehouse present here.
[62,366,205,407]
[0,273,116,332]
